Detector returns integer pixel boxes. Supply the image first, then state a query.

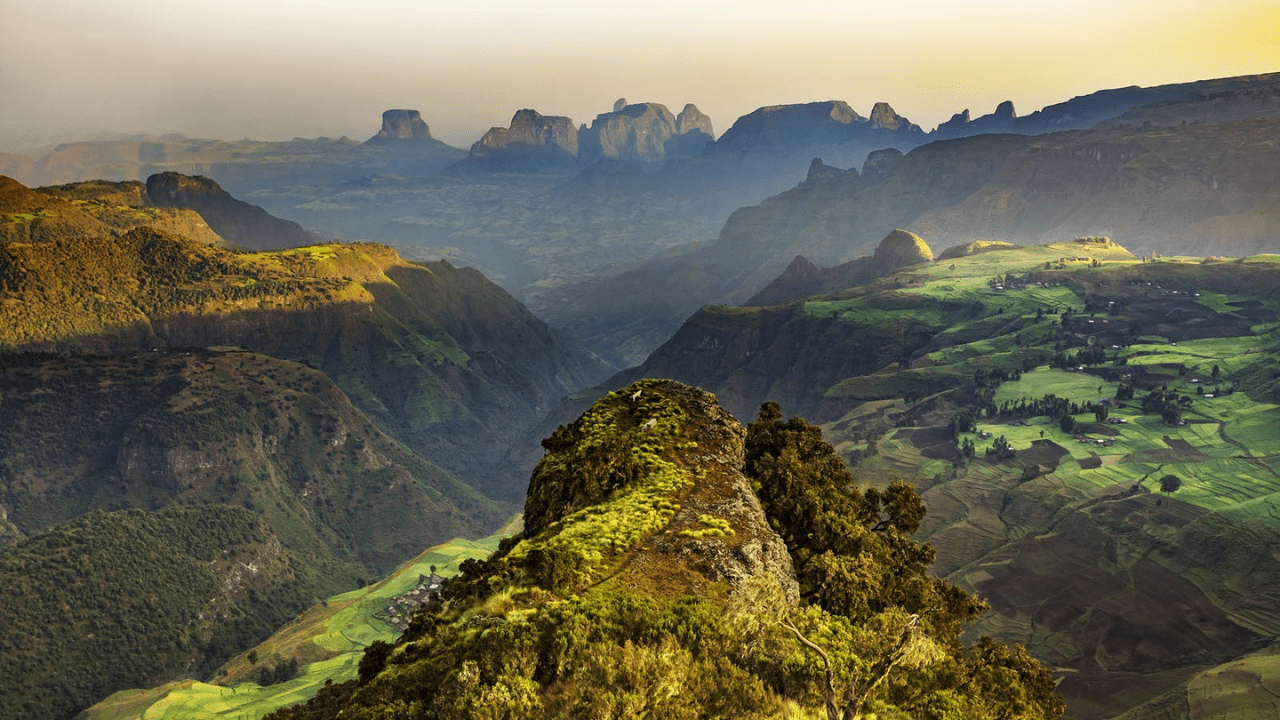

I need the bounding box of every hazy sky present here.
[1,0,1276,152]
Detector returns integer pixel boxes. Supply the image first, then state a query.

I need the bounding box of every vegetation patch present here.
[679,514,735,538]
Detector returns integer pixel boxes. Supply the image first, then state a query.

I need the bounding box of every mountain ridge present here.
[566,241,1280,718]
[1,174,610,499]
[261,379,1063,720]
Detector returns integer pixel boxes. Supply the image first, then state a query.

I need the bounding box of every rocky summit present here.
[711,99,925,155]
[366,109,433,142]
[579,101,715,162]
[466,108,580,170]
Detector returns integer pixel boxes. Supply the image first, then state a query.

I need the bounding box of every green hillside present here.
[259,380,1063,720]
[612,240,1280,718]
[1,174,608,500]
[81,526,513,720]
[0,174,601,718]
[0,506,321,720]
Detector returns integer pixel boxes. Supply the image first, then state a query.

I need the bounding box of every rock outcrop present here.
[523,379,798,601]
[466,109,580,170]
[871,228,934,271]
[578,101,715,163]
[676,103,714,137]
[747,229,934,307]
[869,101,922,133]
[711,100,925,155]
[579,102,678,163]
[365,109,432,142]
[934,101,1019,138]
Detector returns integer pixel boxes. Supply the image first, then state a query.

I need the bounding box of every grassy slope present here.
[620,240,1280,718]
[2,175,606,502]
[81,523,516,720]
[793,245,1280,718]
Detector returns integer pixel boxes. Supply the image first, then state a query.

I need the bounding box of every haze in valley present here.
[1,0,1277,151]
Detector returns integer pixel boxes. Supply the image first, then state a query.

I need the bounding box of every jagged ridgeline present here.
[269,380,1062,720]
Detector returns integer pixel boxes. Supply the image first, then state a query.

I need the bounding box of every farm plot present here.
[993,368,1120,405]
[85,530,508,720]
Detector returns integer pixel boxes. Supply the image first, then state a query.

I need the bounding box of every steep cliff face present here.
[578,101,715,162]
[711,99,924,155]
[579,102,677,162]
[145,171,316,250]
[466,109,580,171]
[676,102,715,136]
[365,108,432,142]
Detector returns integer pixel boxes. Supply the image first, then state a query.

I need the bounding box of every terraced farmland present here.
[811,245,1280,718]
[83,527,513,720]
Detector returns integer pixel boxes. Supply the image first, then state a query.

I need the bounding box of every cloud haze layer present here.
[1,0,1276,151]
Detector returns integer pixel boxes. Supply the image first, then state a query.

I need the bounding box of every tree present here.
[1159,474,1182,493]
[741,401,1061,720]
[746,402,985,638]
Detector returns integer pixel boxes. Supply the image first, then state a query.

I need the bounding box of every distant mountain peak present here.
[366,109,433,143]
[869,101,913,131]
[579,101,713,163]
[676,103,714,138]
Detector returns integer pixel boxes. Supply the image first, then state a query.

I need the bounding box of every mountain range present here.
[570,236,1280,718]
[8,74,1277,371]
[541,106,1280,364]
[3,69,1280,720]
[0,173,606,719]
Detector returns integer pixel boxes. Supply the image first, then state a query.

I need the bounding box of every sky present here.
[1,0,1277,153]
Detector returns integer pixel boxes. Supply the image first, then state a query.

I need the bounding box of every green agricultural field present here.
[83,524,515,720]
[1241,254,1280,265]
[993,367,1120,405]
[1124,335,1273,377]
[801,296,947,328]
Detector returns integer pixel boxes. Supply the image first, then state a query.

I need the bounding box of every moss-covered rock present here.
[518,379,797,599]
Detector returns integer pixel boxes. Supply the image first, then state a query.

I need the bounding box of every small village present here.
[373,570,445,632]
